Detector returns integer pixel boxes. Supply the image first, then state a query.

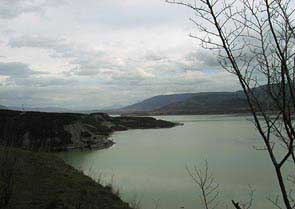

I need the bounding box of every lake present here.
[59,115,281,209]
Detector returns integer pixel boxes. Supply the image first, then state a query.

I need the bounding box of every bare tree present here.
[186,161,220,209]
[186,161,255,209]
[231,186,255,209]
[166,0,295,208]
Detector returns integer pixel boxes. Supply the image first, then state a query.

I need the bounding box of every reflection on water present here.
[59,115,282,209]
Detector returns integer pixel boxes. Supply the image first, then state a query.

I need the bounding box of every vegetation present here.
[0,108,180,209]
[110,85,291,115]
[0,110,177,152]
[0,109,179,209]
[0,147,132,209]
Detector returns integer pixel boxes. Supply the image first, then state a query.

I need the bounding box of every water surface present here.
[60,115,282,209]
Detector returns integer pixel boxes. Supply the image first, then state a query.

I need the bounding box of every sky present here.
[0,0,240,110]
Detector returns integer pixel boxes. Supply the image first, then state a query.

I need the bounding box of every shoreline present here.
[0,109,178,153]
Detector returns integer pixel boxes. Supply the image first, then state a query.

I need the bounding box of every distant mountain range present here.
[5,106,72,113]
[0,105,8,110]
[118,93,196,113]
[109,89,255,115]
[152,91,249,115]
[114,84,290,115]
[1,85,282,116]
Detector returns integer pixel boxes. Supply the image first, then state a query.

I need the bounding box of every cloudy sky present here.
[0,0,239,110]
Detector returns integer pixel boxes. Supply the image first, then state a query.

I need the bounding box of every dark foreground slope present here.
[0,110,177,152]
[0,111,177,209]
[0,148,132,209]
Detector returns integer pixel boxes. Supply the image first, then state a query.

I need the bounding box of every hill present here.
[113,85,285,115]
[0,110,177,152]
[0,148,132,209]
[0,105,8,110]
[153,92,249,115]
[0,111,177,209]
[8,106,72,113]
[112,90,249,115]
[114,93,196,113]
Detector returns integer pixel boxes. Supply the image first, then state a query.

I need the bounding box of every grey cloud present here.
[0,70,239,109]
[9,36,213,82]
[0,62,75,88]
[70,59,121,76]
[69,0,188,29]
[0,0,24,19]
[185,50,221,69]
[0,62,45,78]
[9,36,76,59]
[9,77,77,87]
[106,74,146,86]
[71,67,108,76]
[4,36,235,109]
[0,0,241,109]
[0,85,110,110]
[0,86,68,108]
[144,52,166,62]
[9,35,113,77]
[10,36,66,49]
[0,0,67,19]
[102,71,239,104]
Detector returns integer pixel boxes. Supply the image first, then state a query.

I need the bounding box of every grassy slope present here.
[0,148,132,209]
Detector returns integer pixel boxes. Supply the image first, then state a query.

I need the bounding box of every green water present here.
[59,115,282,209]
